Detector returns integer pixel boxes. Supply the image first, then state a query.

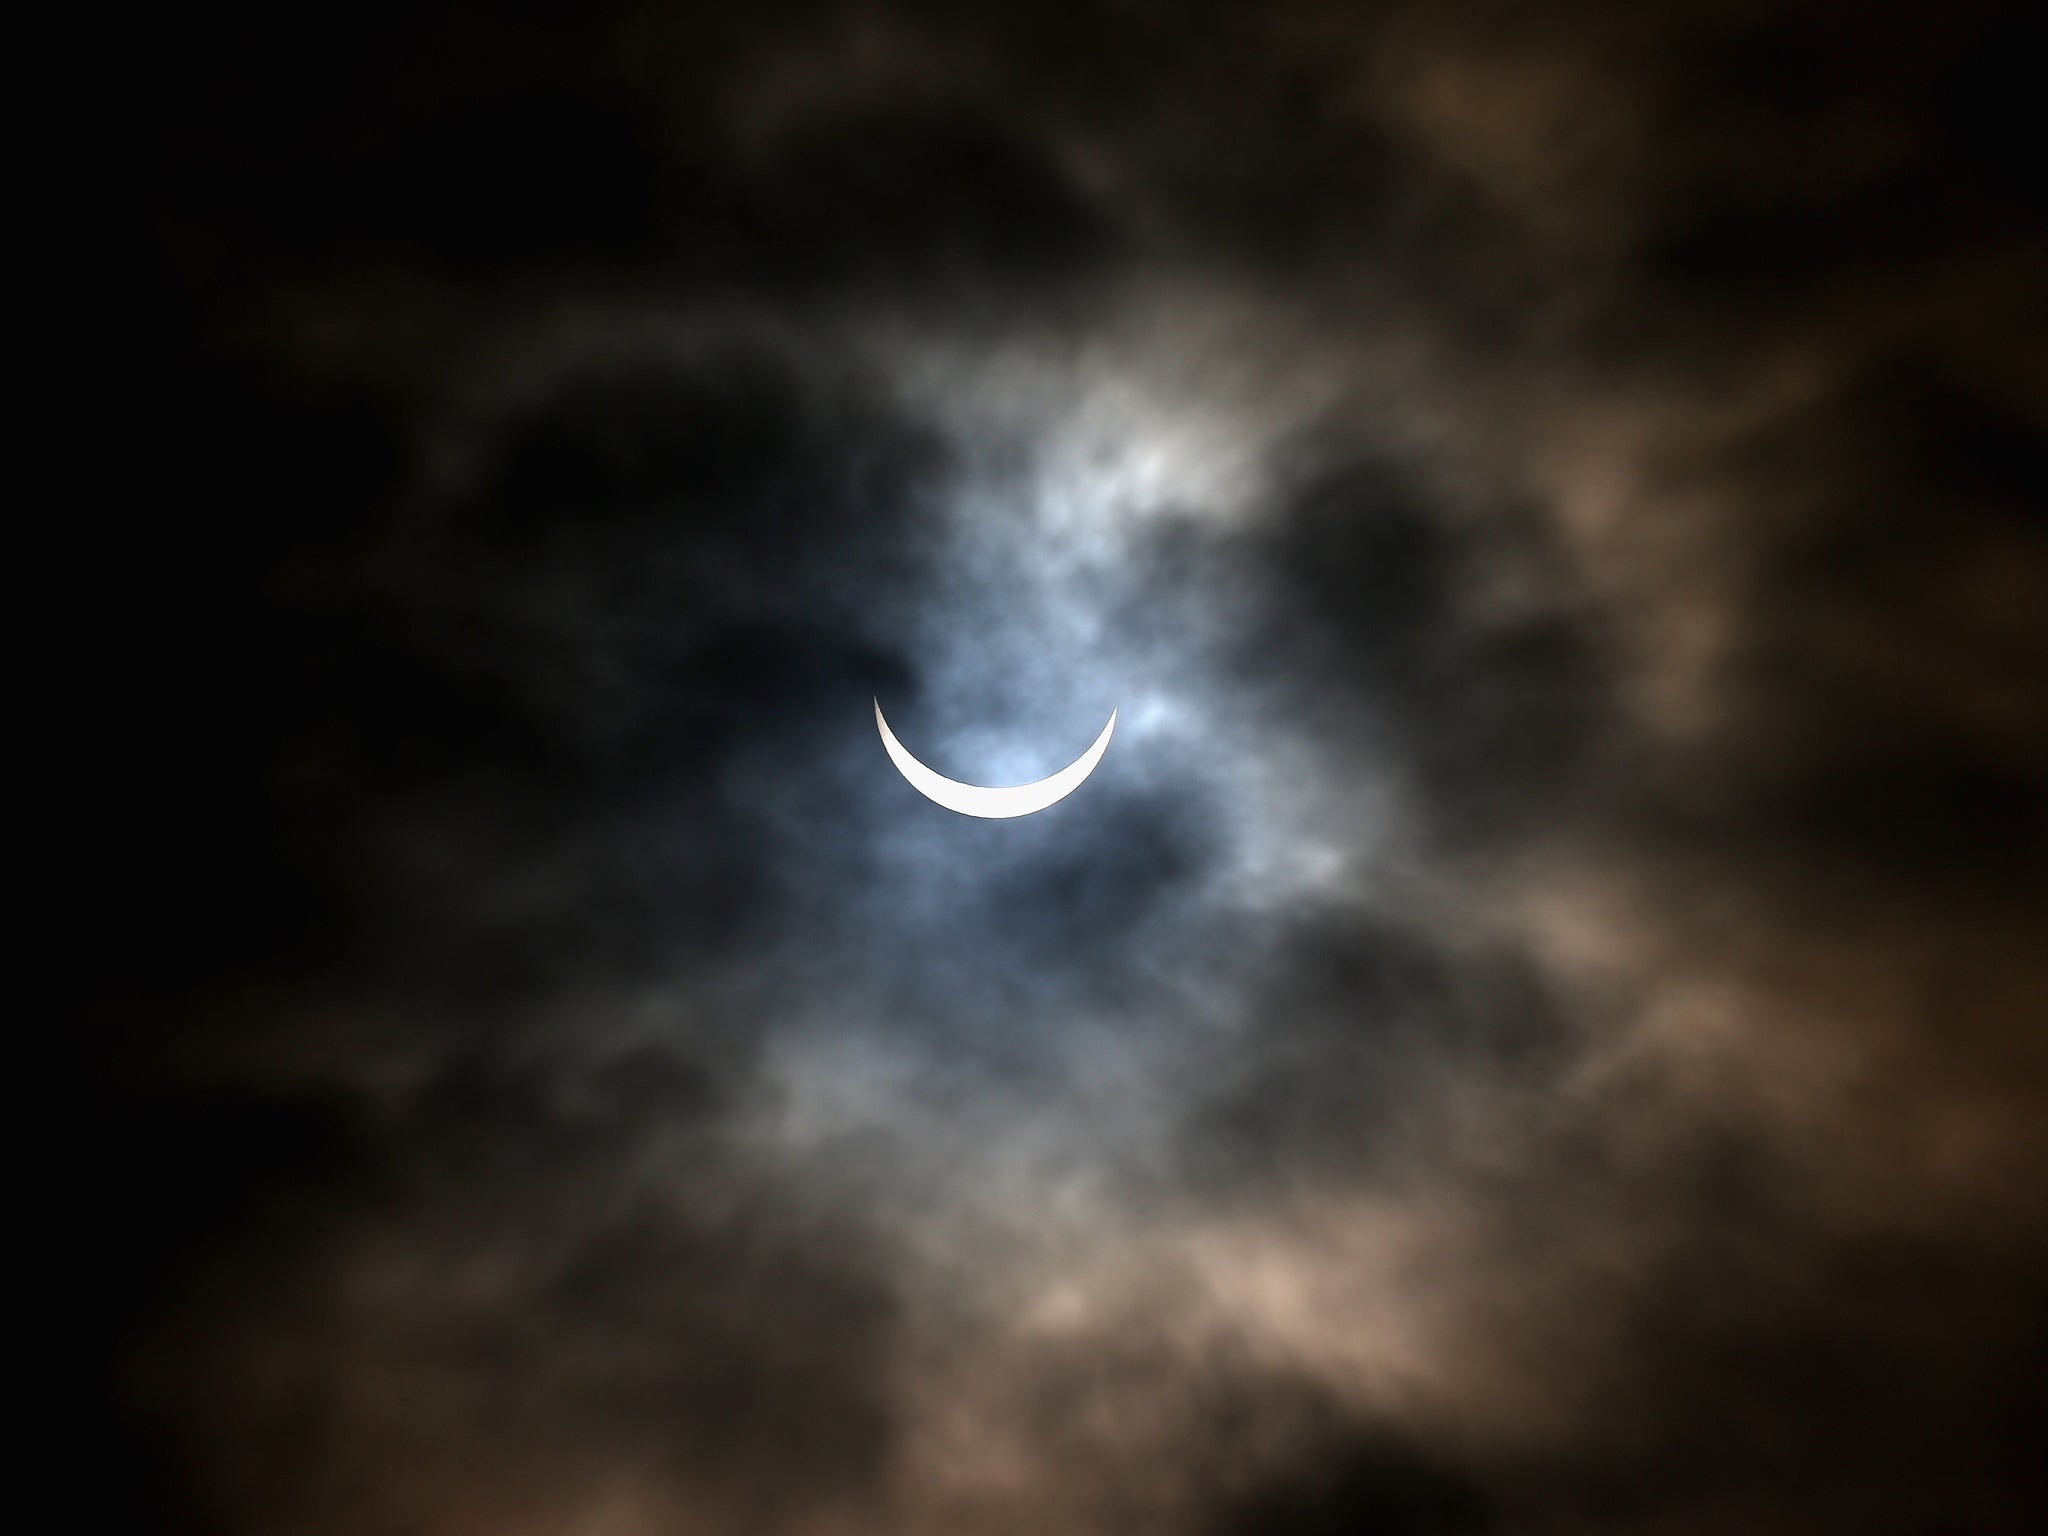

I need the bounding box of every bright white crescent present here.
[874,699,1116,818]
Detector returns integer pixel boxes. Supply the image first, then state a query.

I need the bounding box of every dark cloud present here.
[1180,909,1567,1204]
[114,1050,901,1536]
[71,0,2048,1532]
[1210,1434,1496,1536]
[752,104,1122,295]
[1245,447,1615,843]
[1645,2,2048,314]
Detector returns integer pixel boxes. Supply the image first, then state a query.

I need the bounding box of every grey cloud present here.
[71,1,2048,1532]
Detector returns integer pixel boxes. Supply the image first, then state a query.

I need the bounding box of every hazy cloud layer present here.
[74,2,2048,1532]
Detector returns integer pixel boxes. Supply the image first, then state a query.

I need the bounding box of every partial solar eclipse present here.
[875,699,1116,818]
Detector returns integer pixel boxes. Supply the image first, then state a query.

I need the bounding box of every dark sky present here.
[69,2,2048,1532]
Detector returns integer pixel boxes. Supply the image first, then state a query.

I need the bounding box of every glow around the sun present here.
[875,699,1117,818]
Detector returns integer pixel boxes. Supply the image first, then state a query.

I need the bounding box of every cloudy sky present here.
[72,1,2048,1531]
